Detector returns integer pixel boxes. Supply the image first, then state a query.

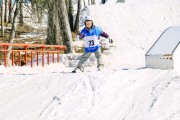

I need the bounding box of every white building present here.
[145,26,180,70]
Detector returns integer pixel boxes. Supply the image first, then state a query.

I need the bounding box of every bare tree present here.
[83,0,86,7]
[7,0,20,60]
[65,0,69,13]
[54,12,62,45]
[46,0,55,44]
[117,0,125,2]
[74,0,81,33]
[5,0,9,23]
[19,0,24,26]
[91,0,95,4]
[1,0,5,36]
[32,0,46,23]
[88,0,95,5]
[8,0,13,23]
[68,0,74,31]
[8,0,20,43]
[46,0,61,45]
[56,0,74,53]
[102,0,106,4]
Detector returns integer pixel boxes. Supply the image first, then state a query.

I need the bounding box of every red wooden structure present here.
[0,43,67,67]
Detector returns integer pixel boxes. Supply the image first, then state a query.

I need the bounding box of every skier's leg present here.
[73,52,91,72]
[77,52,92,68]
[95,48,104,70]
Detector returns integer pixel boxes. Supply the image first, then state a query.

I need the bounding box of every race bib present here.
[84,35,100,47]
[83,35,100,52]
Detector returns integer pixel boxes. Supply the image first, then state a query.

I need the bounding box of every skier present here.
[72,16,113,73]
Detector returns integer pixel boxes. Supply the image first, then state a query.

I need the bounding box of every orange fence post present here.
[31,51,33,67]
[57,52,60,63]
[56,47,60,63]
[36,51,39,66]
[18,51,21,66]
[24,46,28,66]
[12,51,14,66]
[52,52,54,63]
[47,52,50,65]
[41,46,45,67]
[3,45,7,67]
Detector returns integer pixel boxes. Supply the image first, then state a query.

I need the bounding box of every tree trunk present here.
[65,0,69,14]
[74,0,81,33]
[5,0,9,23]
[54,12,62,45]
[1,0,5,36]
[8,0,13,23]
[36,4,42,23]
[46,0,61,45]
[68,0,74,31]
[117,0,125,3]
[31,0,44,23]
[19,0,24,26]
[102,0,106,4]
[31,0,36,15]
[83,0,86,7]
[91,0,95,4]
[56,0,74,53]
[31,0,42,23]
[7,0,20,60]
[46,0,55,44]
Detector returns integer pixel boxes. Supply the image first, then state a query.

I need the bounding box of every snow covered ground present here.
[1,0,180,120]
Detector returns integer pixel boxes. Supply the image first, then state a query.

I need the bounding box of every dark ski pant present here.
[77,49,103,69]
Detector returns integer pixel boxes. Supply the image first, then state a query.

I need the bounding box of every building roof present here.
[146,26,180,55]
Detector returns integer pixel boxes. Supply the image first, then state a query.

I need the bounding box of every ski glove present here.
[108,37,113,43]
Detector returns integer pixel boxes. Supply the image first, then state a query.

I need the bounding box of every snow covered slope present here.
[1,0,180,120]
[1,66,180,120]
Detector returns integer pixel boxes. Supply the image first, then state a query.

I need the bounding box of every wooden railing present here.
[0,43,67,67]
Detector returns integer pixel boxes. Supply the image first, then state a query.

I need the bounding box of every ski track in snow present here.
[1,66,180,120]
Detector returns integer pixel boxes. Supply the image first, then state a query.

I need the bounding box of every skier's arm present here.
[100,31,109,38]
[100,31,113,43]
